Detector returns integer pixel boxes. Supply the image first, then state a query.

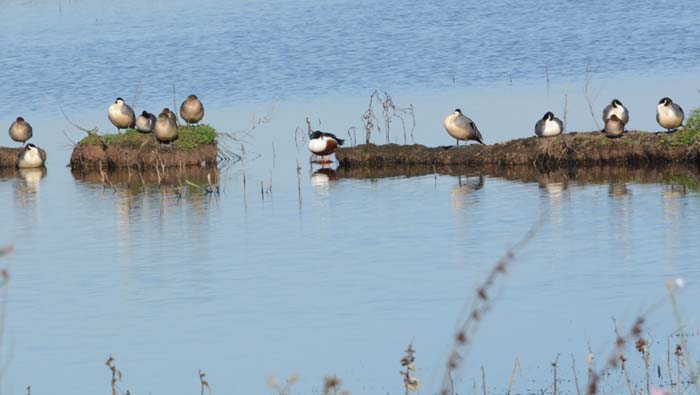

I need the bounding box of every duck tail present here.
[336,137,345,146]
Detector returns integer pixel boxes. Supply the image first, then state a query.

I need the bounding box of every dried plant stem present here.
[506,358,520,395]
[666,281,699,394]
[199,369,211,395]
[440,213,547,395]
[481,366,487,395]
[552,353,560,395]
[571,354,581,395]
[583,68,600,130]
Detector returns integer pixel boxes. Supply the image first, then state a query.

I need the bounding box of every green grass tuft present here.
[659,108,700,148]
[77,124,217,150]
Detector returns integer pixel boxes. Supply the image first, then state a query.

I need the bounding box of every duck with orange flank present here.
[308,130,344,163]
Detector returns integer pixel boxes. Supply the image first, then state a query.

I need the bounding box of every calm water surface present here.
[1,1,700,395]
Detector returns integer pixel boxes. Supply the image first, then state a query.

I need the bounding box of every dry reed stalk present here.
[481,366,486,395]
[440,214,547,395]
[506,358,520,395]
[583,68,600,130]
[199,369,211,395]
[400,343,420,395]
[267,373,299,395]
[666,280,699,394]
[571,354,582,395]
[552,353,560,395]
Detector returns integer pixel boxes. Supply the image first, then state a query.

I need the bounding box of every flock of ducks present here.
[4,95,206,169]
[306,97,687,161]
[107,94,205,142]
[4,95,688,168]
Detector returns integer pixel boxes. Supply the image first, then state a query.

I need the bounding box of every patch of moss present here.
[659,108,700,148]
[173,124,217,151]
[79,134,105,146]
[77,124,217,150]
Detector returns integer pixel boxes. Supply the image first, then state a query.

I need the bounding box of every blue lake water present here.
[1,1,700,394]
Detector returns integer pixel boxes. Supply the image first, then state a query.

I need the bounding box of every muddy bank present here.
[0,146,48,168]
[336,130,700,168]
[69,125,219,171]
[332,163,700,190]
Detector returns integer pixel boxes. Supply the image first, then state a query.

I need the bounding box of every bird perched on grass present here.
[135,111,156,133]
[154,109,178,143]
[180,94,204,126]
[16,143,46,168]
[534,112,564,137]
[603,114,625,138]
[8,116,33,146]
[656,97,684,132]
[308,130,344,162]
[443,109,484,146]
[108,97,135,132]
[603,99,629,126]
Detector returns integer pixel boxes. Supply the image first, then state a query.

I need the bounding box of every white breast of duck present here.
[308,132,343,156]
[17,144,45,168]
[541,119,562,136]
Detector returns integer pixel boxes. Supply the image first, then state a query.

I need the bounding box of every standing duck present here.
[603,114,625,138]
[180,94,204,126]
[656,97,684,132]
[443,109,484,146]
[108,97,135,132]
[308,131,344,162]
[16,143,46,168]
[602,99,629,125]
[8,117,33,145]
[534,112,564,137]
[135,111,156,133]
[154,109,179,143]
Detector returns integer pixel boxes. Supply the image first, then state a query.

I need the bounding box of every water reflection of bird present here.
[9,116,33,146]
[450,175,484,209]
[108,97,136,133]
[656,97,684,132]
[534,111,563,137]
[603,99,629,126]
[311,168,337,187]
[180,94,205,125]
[18,167,46,193]
[608,183,630,199]
[539,179,567,198]
[308,131,344,163]
[443,109,484,146]
[17,143,46,168]
[15,167,46,206]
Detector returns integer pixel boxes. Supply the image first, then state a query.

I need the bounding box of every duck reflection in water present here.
[450,175,484,209]
[311,168,338,189]
[608,183,630,200]
[15,167,46,207]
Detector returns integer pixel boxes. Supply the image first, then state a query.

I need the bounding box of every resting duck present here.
[308,130,344,162]
[154,109,179,143]
[9,116,33,145]
[180,94,204,125]
[603,99,629,125]
[135,111,156,133]
[656,97,684,132]
[534,111,564,137]
[17,143,46,168]
[108,97,135,132]
[443,109,484,146]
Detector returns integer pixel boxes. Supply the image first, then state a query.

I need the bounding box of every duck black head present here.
[115,97,124,104]
[16,116,25,123]
[543,111,554,120]
[26,143,36,149]
[659,97,672,105]
[188,94,198,100]
[454,109,462,114]
[309,130,323,140]
[612,99,622,107]
[141,110,149,117]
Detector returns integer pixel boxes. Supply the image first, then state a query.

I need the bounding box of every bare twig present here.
[199,369,211,395]
[583,67,600,130]
[506,358,521,395]
[571,354,582,395]
[440,213,548,395]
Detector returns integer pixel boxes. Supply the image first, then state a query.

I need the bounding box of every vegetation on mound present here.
[78,124,217,151]
[658,108,700,148]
